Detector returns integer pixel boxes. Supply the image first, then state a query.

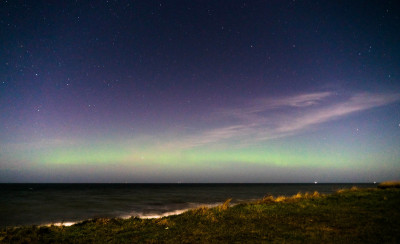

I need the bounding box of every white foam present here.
[42,208,196,227]
[42,202,225,227]
[137,209,188,219]
[45,221,76,227]
[130,203,222,219]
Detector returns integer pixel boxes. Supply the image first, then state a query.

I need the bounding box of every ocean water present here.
[0,183,375,227]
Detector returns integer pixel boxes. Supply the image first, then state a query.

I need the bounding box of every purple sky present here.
[1,1,399,183]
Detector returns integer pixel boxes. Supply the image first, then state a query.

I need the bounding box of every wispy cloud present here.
[180,91,400,148]
[252,91,333,110]
[273,92,400,134]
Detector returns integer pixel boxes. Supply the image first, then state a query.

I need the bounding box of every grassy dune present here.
[1,187,399,243]
[378,181,400,189]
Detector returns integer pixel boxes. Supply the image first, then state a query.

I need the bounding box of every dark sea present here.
[0,183,375,227]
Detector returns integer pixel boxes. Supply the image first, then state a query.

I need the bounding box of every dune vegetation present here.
[377,180,400,189]
[1,187,399,243]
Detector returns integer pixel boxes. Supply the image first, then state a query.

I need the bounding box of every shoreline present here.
[2,186,399,243]
[4,185,394,229]
[1,183,377,228]
[41,202,223,228]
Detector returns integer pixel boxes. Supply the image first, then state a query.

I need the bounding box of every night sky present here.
[1,1,399,183]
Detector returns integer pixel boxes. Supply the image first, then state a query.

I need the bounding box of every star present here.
[1,0,399,184]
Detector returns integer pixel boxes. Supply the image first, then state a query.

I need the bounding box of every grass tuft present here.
[257,191,324,204]
[261,194,275,203]
[191,206,209,215]
[378,181,400,189]
[218,198,232,211]
[292,192,303,199]
[275,195,287,202]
